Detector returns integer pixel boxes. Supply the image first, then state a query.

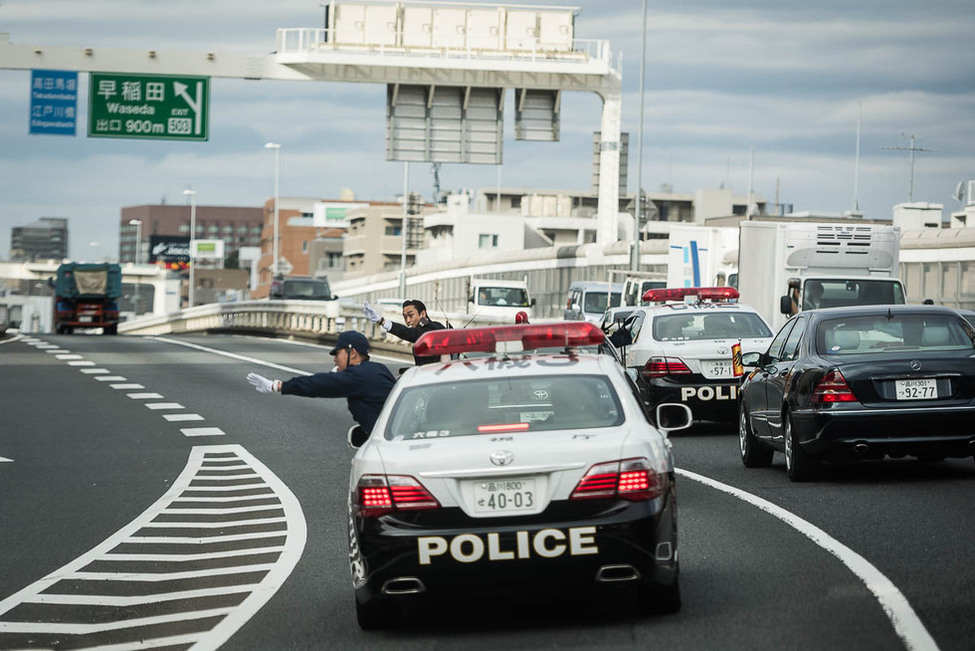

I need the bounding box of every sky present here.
[1,0,974,260]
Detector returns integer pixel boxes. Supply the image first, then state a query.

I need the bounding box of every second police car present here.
[346,322,691,629]
[613,287,774,425]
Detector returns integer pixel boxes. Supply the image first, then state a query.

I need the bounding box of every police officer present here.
[363,299,445,366]
[245,330,396,441]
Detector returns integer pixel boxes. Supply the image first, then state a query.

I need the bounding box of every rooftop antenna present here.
[853,99,861,211]
[883,133,931,202]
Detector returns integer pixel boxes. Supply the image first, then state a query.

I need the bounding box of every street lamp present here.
[264,142,281,278]
[183,189,197,308]
[128,219,142,314]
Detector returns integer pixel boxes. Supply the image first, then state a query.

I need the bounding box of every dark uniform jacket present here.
[388,319,446,366]
[280,360,396,434]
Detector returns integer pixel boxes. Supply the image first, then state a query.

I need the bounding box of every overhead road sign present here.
[30,69,78,136]
[88,72,209,141]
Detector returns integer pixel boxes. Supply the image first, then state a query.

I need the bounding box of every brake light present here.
[413,322,606,357]
[354,474,440,517]
[477,422,531,433]
[810,369,858,403]
[642,356,692,379]
[571,458,667,501]
[642,286,739,304]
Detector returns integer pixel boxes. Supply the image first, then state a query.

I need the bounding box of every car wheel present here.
[784,412,821,482]
[739,403,773,468]
[355,596,398,630]
[638,575,682,614]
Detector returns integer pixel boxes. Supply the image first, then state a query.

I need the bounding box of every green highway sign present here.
[88,72,209,141]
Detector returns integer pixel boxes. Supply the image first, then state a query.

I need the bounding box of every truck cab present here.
[467,278,534,322]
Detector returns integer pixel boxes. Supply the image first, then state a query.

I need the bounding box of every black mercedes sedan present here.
[738,305,975,481]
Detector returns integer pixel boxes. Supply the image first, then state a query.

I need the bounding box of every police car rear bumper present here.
[349,493,678,603]
[640,376,740,422]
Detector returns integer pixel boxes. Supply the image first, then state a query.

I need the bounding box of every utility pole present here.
[883,134,931,202]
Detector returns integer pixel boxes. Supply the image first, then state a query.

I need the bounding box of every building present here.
[10,217,68,262]
[118,204,264,265]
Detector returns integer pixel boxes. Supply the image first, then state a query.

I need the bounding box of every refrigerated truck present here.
[736,221,906,330]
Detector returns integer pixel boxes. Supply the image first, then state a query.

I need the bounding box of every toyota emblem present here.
[910,359,922,371]
[533,389,549,400]
[490,450,514,466]
[717,346,729,355]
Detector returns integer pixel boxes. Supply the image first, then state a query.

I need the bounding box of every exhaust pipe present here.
[381,577,426,595]
[595,564,641,583]
[853,442,870,455]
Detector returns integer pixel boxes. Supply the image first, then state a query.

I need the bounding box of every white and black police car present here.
[616,287,774,425]
[346,321,691,629]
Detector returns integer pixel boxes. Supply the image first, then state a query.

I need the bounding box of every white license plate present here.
[473,478,536,514]
[895,379,938,400]
[79,316,92,323]
[519,411,552,423]
[703,360,732,377]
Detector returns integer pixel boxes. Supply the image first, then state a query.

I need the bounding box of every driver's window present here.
[781,317,806,360]
[766,320,797,363]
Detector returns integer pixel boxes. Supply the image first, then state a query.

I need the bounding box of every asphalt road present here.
[1,332,972,650]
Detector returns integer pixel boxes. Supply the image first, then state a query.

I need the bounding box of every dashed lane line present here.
[677,469,939,651]
[0,444,307,650]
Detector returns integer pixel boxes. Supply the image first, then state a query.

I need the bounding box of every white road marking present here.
[0,457,12,463]
[163,413,204,422]
[151,336,311,376]
[127,393,164,399]
[80,368,110,374]
[55,354,82,360]
[110,383,145,390]
[45,349,71,354]
[67,361,96,366]
[144,403,185,410]
[0,445,307,650]
[677,468,939,651]
[181,427,226,437]
[95,376,127,382]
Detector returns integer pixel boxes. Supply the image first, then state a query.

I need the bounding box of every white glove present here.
[247,372,277,394]
[363,301,381,323]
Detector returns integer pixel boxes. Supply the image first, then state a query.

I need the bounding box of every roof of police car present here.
[398,348,624,387]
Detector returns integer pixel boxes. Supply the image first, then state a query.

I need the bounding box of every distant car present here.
[564,281,623,323]
[346,322,691,629]
[615,287,774,425]
[269,275,336,300]
[738,305,975,481]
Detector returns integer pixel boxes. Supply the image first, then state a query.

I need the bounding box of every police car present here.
[346,322,691,629]
[617,287,774,425]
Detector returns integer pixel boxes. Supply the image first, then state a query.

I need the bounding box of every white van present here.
[563,281,623,323]
[467,278,535,322]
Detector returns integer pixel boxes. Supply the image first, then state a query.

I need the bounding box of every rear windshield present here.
[584,291,622,314]
[282,279,331,299]
[652,312,773,341]
[478,287,531,308]
[818,314,975,355]
[385,374,624,440]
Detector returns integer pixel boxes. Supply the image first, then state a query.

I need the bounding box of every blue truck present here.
[51,262,122,335]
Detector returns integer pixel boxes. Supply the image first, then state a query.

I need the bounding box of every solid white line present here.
[180,485,272,493]
[140,517,287,529]
[171,494,277,503]
[181,427,226,437]
[145,403,185,410]
[151,336,311,375]
[127,532,285,544]
[68,565,277,582]
[163,413,204,422]
[66,632,205,651]
[676,468,939,651]
[0,607,235,635]
[128,393,164,399]
[103,546,285,562]
[111,383,145,389]
[25,584,257,607]
[184,473,258,480]
[157,505,280,515]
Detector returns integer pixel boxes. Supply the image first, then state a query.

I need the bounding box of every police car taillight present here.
[413,322,606,357]
[354,474,440,518]
[643,356,692,378]
[642,286,739,304]
[570,458,666,501]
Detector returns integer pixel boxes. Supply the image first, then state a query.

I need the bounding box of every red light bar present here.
[413,322,606,357]
[642,286,739,303]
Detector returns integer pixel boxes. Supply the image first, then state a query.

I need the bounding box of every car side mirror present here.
[780,294,793,315]
[570,304,581,314]
[655,403,693,433]
[347,424,369,450]
[741,351,761,367]
[530,298,537,307]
